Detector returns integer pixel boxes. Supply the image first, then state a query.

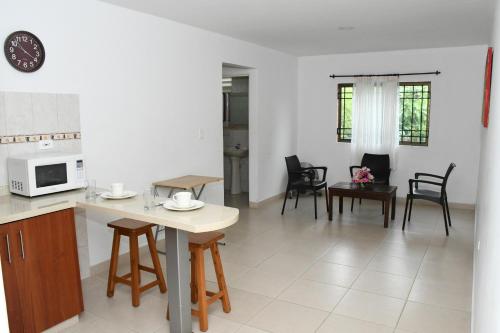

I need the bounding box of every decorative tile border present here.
[0,132,81,144]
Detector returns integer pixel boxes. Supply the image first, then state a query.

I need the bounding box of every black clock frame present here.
[4,30,45,73]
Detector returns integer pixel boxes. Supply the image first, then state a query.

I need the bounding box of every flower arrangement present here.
[352,167,375,185]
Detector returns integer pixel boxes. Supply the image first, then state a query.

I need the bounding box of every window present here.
[337,84,353,142]
[337,82,431,146]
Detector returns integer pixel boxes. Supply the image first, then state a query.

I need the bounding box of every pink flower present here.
[352,167,375,184]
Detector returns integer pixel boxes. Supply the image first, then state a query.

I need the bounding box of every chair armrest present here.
[303,166,327,181]
[349,165,361,178]
[408,179,442,195]
[290,170,315,178]
[415,172,444,180]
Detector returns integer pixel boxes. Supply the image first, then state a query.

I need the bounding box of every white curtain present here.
[350,76,400,169]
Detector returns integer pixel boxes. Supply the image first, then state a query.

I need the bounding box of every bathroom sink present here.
[224,147,248,195]
[224,147,248,158]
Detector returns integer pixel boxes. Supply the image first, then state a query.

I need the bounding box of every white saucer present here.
[163,199,205,211]
[100,190,137,200]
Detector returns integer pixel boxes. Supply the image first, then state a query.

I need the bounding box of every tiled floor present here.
[64,194,474,333]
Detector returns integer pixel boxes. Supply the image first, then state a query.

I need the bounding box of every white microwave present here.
[7,152,86,197]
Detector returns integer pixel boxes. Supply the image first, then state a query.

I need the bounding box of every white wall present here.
[473,1,500,332]
[298,45,486,205]
[0,0,297,265]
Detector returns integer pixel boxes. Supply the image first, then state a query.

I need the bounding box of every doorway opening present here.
[222,64,252,208]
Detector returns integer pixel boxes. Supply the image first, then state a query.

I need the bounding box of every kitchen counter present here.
[0,189,239,233]
[0,189,86,225]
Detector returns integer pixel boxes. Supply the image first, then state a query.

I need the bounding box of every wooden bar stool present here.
[107,218,167,307]
[167,231,230,332]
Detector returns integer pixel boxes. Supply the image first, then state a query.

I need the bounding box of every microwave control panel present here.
[76,160,85,180]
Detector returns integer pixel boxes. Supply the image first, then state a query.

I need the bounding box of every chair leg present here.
[210,243,231,313]
[402,196,410,231]
[350,197,354,212]
[324,185,329,213]
[442,203,449,236]
[107,230,121,297]
[295,189,300,208]
[146,229,167,293]
[359,198,362,205]
[281,185,290,215]
[313,189,318,219]
[445,195,452,226]
[408,198,413,221]
[129,233,140,307]
[195,248,208,332]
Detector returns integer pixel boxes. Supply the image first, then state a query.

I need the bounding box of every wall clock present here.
[4,31,45,73]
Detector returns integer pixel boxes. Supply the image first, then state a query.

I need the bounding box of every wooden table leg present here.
[339,196,343,214]
[384,198,390,228]
[391,192,396,220]
[328,190,333,221]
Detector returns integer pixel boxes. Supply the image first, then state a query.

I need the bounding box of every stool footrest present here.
[115,275,132,286]
[138,265,156,274]
[206,291,224,305]
[139,280,160,293]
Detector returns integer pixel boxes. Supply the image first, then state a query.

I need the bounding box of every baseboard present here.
[249,192,285,208]
[0,186,9,196]
[394,197,475,210]
[248,192,475,211]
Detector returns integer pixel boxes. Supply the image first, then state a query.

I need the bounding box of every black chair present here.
[402,163,456,236]
[281,155,328,219]
[349,154,391,212]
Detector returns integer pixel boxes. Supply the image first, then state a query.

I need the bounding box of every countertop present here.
[0,189,239,233]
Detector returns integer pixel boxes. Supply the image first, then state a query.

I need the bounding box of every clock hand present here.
[17,44,35,59]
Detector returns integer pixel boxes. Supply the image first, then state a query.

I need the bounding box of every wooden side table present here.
[153,175,223,200]
[328,182,397,228]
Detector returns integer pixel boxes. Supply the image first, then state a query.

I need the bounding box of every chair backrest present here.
[361,154,390,183]
[441,163,456,193]
[285,155,302,181]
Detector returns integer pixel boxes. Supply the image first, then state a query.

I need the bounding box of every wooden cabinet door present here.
[22,208,84,332]
[0,222,35,333]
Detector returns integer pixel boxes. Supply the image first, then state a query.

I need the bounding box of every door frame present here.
[222,64,258,203]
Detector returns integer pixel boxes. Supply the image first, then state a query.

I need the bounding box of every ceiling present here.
[100,0,495,56]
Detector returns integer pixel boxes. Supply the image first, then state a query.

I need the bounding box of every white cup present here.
[111,183,125,197]
[173,191,192,208]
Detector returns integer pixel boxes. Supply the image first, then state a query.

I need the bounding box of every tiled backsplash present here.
[0,91,82,186]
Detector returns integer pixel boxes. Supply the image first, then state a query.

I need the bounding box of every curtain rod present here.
[329,70,441,79]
